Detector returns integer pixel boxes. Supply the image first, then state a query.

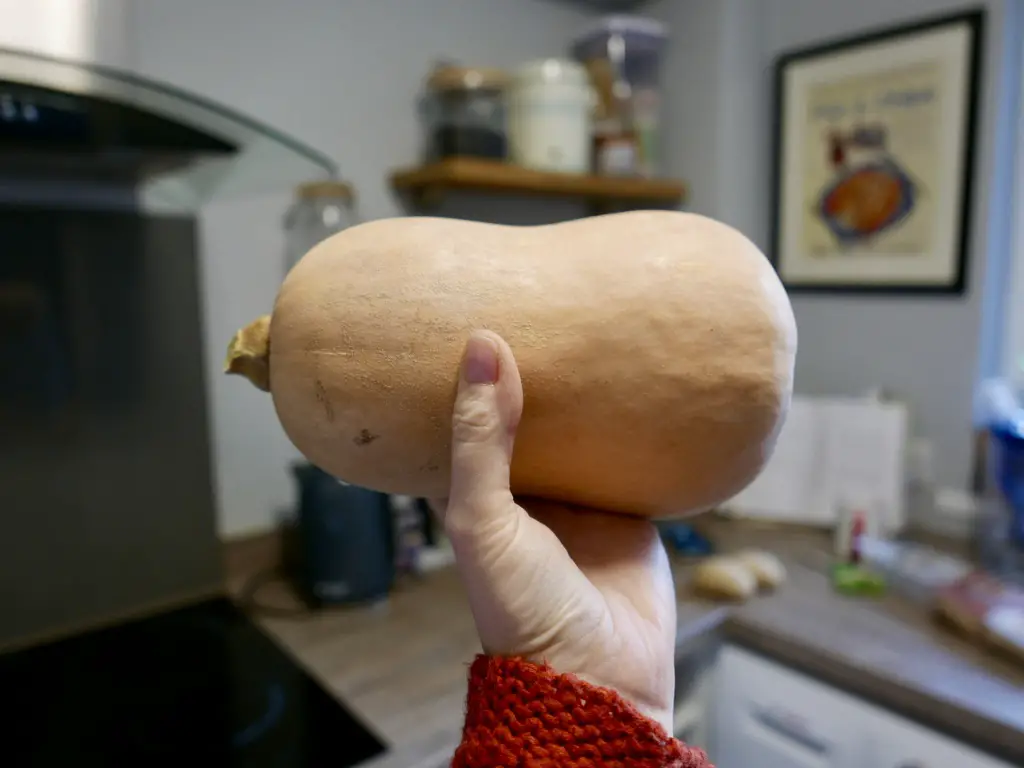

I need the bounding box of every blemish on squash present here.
[314,380,334,422]
[354,429,379,446]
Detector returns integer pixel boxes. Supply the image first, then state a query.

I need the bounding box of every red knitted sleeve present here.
[452,655,713,768]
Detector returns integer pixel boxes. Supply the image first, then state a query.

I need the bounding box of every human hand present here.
[431,331,677,731]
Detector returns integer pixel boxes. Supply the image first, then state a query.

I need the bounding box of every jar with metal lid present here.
[420,64,508,161]
[283,180,358,275]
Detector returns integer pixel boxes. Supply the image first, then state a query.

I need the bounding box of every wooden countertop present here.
[226,521,1024,768]
[230,566,479,768]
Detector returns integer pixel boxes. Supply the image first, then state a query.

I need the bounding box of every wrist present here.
[570,670,675,734]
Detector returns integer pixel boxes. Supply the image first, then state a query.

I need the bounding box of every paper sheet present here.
[724,396,908,530]
[819,399,908,533]
[727,397,827,523]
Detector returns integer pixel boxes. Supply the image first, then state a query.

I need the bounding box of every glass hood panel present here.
[0,48,338,213]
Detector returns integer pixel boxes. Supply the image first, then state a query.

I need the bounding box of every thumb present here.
[444,330,524,540]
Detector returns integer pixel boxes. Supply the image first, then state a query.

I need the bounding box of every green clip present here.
[831,563,886,596]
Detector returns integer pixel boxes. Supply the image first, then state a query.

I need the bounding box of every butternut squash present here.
[225,211,797,517]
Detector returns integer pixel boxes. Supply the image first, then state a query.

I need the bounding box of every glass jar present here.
[283,180,358,275]
[420,64,508,161]
[572,16,668,177]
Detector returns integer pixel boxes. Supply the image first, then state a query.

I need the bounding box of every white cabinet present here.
[712,645,866,768]
[673,669,713,751]
[864,706,1013,768]
[711,646,1013,768]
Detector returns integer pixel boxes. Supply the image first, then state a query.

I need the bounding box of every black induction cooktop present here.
[0,597,387,767]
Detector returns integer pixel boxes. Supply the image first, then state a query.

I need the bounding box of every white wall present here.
[0,0,136,68]
[645,0,725,216]
[131,0,596,536]
[656,0,1022,491]
[647,0,770,237]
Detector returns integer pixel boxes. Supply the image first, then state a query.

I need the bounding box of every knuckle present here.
[442,506,480,543]
[451,396,500,444]
[444,492,518,543]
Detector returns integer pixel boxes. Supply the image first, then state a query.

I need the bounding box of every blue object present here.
[990,423,1024,546]
[659,522,714,557]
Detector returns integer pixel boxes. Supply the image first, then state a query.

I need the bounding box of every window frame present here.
[1007,37,1024,379]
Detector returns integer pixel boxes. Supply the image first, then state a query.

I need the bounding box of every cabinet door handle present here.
[750,706,830,754]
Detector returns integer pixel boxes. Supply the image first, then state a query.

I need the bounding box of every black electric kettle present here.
[291,461,395,606]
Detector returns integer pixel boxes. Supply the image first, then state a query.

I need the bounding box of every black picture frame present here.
[769,9,985,295]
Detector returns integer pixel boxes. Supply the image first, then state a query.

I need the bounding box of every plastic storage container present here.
[858,537,971,606]
[572,15,668,177]
[991,422,1024,545]
[979,378,1024,544]
[976,378,1024,583]
[283,180,358,275]
[421,64,508,161]
[507,58,594,174]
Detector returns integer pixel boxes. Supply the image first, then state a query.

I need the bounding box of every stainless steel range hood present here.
[0,1,337,213]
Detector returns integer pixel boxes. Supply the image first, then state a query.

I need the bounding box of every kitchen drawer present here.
[712,646,866,768]
[864,704,1014,768]
[712,645,1014,768]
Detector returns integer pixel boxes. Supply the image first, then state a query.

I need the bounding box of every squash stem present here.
[224,314,272,392]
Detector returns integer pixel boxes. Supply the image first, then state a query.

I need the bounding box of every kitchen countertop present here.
[704,522,1024,765]
[226,520,1024,768]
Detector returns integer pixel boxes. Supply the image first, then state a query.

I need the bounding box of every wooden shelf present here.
[390,158,686,211]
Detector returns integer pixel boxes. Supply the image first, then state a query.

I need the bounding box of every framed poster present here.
[770,10,984,294]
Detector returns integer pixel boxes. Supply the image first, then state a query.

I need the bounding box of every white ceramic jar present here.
[507,58,594,174]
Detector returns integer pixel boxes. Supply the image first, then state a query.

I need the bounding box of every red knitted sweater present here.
[452,655,712,768]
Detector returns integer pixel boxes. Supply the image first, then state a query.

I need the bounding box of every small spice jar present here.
[420,64,509,161]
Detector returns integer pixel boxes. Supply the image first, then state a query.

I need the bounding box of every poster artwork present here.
[801,61,944,258]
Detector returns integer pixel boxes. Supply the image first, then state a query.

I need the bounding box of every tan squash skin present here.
[230,210,797,517]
